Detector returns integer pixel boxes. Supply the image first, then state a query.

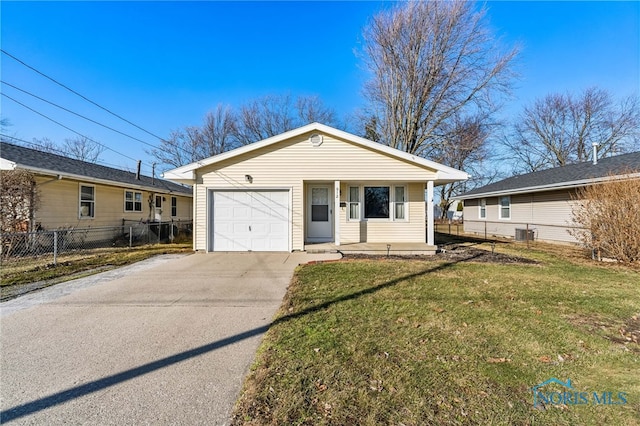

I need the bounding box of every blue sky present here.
[1,1,638,175]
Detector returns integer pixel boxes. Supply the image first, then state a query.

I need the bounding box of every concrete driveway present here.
[0,252,340,425]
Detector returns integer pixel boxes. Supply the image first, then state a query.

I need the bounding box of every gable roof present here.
[0,141,192,195]
[163,122,469,185]
[459,151,640,199]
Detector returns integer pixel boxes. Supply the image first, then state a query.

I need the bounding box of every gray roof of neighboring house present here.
[459,151,640,199]
[0,141,192,195]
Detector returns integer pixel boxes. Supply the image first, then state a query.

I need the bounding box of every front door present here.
[307,186,333,242]
[154,195,162,221]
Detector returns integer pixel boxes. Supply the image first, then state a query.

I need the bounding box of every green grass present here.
[233,246,640,425]
[0,244,192,300]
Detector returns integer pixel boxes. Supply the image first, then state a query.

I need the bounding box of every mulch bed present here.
[342,244,540,265]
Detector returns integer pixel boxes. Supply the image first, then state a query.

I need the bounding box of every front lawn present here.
[233,244,640,425]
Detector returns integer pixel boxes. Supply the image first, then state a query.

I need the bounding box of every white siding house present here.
[165,123,468,253]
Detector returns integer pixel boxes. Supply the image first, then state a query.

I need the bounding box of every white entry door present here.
[154,195,162,221]
[212,190,289,251]
[307,186,333,242]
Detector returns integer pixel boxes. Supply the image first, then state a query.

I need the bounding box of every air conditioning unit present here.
[515,228,534,241]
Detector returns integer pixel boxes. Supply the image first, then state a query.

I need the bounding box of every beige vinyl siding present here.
[34,176,192,230]
[463,189,580,243]
[195,134,436,250]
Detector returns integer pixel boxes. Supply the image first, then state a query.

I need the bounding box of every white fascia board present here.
[435,169,470,184]
[457,172,640,199]
[162,169,196,183]
[164,122,469,180]
[0,157,17,170]
[16,164,192,196]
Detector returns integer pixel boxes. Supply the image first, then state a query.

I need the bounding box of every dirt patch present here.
[568,314,640,353]
[343,244,539,265]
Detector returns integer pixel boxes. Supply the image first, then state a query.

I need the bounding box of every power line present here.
[1,80,162,151]
[2,93,139,163]
[1,49,166,142]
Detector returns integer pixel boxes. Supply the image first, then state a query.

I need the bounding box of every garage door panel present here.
[212,190,289,252]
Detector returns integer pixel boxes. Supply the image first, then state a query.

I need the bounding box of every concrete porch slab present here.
[304,242,437,256]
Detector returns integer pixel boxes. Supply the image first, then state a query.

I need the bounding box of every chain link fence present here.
[1,220,192,267]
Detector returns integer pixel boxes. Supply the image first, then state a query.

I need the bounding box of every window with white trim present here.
[125,190,143,212]
[348,185,407,221]
[348,187,360,220]
[394,186,406,220]
[479,198,486,219]
[79,185,95,218]
[499,196,511,219]
[171,196,177,217]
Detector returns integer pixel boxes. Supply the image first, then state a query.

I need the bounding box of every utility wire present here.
[2,93,139,163]
[1,80,161,151]
[1,49,166,141]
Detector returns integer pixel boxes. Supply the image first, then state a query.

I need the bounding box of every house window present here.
[479,198,486,219]
[364,186,390,219]
[354,186,407,221]
[125,190,143,212]
[394,186,406,220]
[499,196,511,219]
[79,185,95,218]
[348,187,360,220]
[171,196,177,217]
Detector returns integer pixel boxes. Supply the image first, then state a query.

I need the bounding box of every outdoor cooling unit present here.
[515,228,535,241]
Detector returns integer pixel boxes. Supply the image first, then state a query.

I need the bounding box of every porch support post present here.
[427,180,434,246]
[334,180,340,246]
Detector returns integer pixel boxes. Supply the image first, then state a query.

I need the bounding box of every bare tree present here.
[234,94,296,146]
[63,136,105,162]
[359,0,518,158]
[504,88,640,174]
[235,94,338,146]
[432,114,492,216]
[199,105,238,155]
[0,169,40,233]
[149,104,238,170]
[295,95,337,128]
[30,137,60,154]
[151,95,339,169]
[29,136,104,162]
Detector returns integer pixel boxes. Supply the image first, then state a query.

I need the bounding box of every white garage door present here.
[212,190,289,251]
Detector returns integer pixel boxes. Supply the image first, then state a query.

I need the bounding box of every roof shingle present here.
[0,141,191,195]
[460,151,640,199]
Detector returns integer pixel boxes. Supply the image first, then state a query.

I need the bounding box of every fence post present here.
[526,223,530,249]
[53,230,58,266]
[129,226,133,248]
[484,221,487,240]
[158,223,161,245]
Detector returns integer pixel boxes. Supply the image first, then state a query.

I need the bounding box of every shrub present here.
[570,173,640,263]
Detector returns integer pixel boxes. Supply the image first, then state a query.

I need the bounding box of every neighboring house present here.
[164,122,468,253]
[0,141,192,231]
[458,151,640,244]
